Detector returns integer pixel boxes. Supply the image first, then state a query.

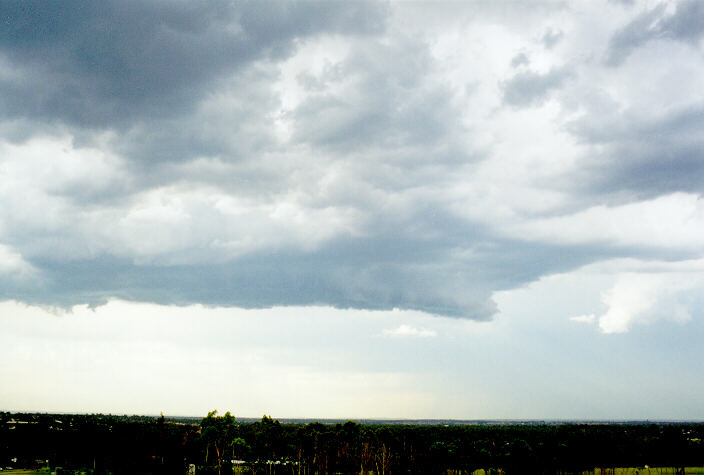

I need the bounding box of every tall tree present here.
[200,410,237,475]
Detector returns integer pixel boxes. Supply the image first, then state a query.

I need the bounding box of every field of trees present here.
[1,411,703,474]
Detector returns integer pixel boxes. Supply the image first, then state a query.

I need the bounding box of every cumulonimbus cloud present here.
[0,1,703,324]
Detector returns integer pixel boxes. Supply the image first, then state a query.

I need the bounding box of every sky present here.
[1,0,704,420]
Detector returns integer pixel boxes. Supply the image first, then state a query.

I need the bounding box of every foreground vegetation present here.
[1,411,703,474]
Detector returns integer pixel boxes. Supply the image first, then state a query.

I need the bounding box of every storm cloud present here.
[0,1,385,127]
[1,0,704,323]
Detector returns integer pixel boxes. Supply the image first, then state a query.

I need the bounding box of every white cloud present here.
[0,135,127,201]
[0,244,37,280]
[556,258,704,334]
[504,192,704,251]
[382,324,438,338]
[597,272,700,333]
[109,184,364,263]
[570,314,596,324]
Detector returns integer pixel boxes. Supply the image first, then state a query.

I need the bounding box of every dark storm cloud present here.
[605,0,704,66]
[1,1,498,321]
[4,0,702,322]
[570,104,704,198]
[502,67,572,107]
[0,0,386,129]
[9,227,626,320]
[111,62,285,167]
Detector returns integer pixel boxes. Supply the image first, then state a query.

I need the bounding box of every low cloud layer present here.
[1,0,703,323]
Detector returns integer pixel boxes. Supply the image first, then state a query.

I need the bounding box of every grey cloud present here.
[605,3,667,66]
[569,104,704,199]
[502,67,572,107]
[1,137,627,320]
[510,52,530,68]
[0,0,386,130]
[289,37,470,161]
[541,28,564,49]
[8,226,622,320]
[5,0,701,323]
[0,3,597,321]
[114,62,285,168]
[606,0,704,66]
[0,0,389,207]
[660,0,704,43]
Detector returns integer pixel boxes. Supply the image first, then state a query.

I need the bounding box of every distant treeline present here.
[1,411,703,474]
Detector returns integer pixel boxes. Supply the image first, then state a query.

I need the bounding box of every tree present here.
[200,410,238,475]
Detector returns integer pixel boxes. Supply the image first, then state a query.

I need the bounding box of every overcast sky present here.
[2,0,704,419]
